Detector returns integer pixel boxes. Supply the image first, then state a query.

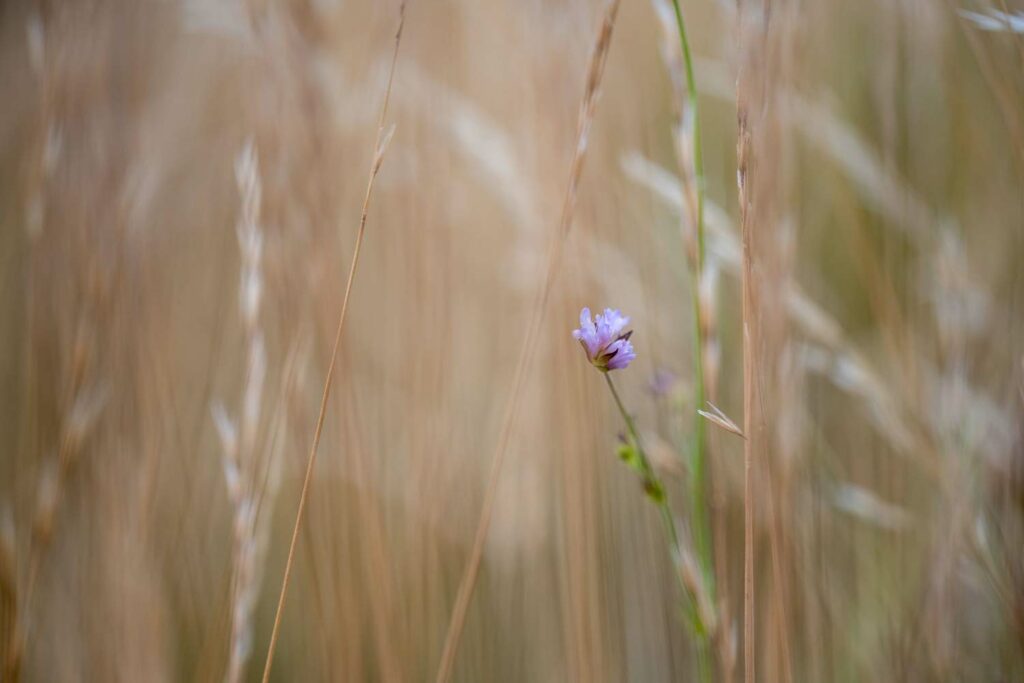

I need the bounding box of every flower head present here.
[573,307,637,371]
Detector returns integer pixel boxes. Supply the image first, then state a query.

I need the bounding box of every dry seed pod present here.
[698,402,745,439]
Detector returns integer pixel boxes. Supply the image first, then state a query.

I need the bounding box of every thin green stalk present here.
[669,0,715,601]
[603,373,711,683]
[670,0,706,271]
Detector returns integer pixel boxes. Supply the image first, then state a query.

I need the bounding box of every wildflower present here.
[573,307,636,371]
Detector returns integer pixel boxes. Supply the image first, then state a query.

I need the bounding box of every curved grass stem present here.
[603,373,712,683]
[669,0,716,607]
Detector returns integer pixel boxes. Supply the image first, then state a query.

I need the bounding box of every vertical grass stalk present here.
[668,0,716,614]
[736,3,758,679]
[259,6,405,682]
[432,4,622,680]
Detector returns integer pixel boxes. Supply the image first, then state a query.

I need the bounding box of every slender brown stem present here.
[432,3,621,681]
[258,6,405,682]
[737,3,757,681]
[742,324,755,683]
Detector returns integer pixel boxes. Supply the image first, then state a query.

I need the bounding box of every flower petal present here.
[572,307,601,358]
[606,338,636,370]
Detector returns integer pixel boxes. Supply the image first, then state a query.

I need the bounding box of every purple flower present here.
[573,307,637,372]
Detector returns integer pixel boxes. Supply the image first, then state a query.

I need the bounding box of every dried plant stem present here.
[7,325,107,680]
[432,3,621,681]
[219,140,272,683]
[737,2,757,678]
[741,319,755,683]
[258,6,405,683]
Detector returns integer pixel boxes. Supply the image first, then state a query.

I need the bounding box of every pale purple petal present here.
[578,307,593,331]
[595,308,629,348]
[572,307,601,357]
[605,338,636,370]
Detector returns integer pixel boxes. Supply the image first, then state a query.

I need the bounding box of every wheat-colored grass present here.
[2,1,1023,681]
[433,3,622,680]
[259,5,406,682]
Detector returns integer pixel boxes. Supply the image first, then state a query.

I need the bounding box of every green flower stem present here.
[603,373,712,683]
[670,0,716,605]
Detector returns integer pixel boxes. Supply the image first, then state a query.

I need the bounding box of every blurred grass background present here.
[1,0,1023,680]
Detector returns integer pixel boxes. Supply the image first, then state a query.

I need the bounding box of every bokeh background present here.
[1,0,1023,680]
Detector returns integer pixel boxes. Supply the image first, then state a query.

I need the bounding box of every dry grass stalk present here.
[218,142,267,683]
[432,3,621,681]
[735,2,801,681]
[4,15,112,673]
[215,140,302,683]
[2,1,1023,680]
[621,152,940,474]
[259,5,406,682]
[735,1,763,680]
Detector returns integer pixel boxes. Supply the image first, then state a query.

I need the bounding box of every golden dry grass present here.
[1,0,1023,681]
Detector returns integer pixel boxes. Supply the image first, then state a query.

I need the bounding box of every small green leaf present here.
[616,440,635,464]
[643,477,665,503]
[616,440,645,474]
